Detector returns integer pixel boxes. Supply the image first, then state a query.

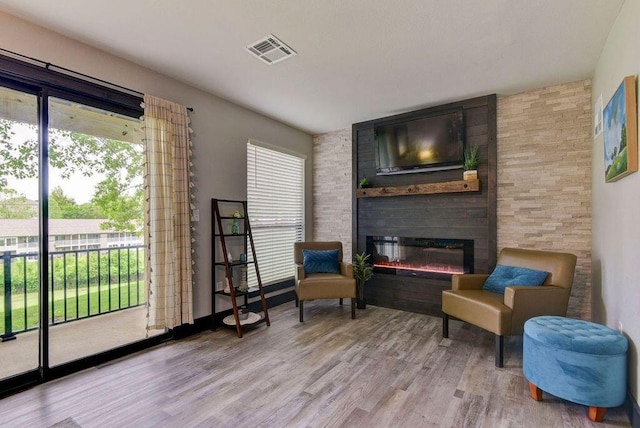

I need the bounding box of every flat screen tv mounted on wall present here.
[374,110,465,175]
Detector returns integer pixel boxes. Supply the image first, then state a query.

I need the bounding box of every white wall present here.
[591,0,640,402]
[0,11,314,319]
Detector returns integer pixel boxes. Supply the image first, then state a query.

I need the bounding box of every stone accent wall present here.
[497,80,592,319]
[312,129,353,262]
[313,80,592,319]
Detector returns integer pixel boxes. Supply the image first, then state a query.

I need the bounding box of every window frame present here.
[0,54,141,118]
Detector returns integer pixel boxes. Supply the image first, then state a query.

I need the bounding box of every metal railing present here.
[1,245,145,341]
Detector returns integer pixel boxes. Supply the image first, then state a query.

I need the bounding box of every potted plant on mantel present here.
[353,252,373,309]
[463,144,479,181]
[359,176,371,188]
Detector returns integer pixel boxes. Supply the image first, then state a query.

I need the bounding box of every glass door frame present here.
[0,78,42,393]
[0,54,171,398]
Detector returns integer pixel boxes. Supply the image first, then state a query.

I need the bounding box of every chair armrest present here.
[340,262,354,278]
[451,274,489,290]
[504,285,571,334]
[296,264,305,283]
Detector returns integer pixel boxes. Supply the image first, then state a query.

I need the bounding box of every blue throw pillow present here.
[483,264,549,294]
[303,249,340,274]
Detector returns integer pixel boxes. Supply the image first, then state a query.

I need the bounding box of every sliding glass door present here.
[46,96,153,367]
[0,60,166,390]
[0,84,40,380]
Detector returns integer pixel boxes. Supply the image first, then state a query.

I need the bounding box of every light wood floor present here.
[0,302,631,428]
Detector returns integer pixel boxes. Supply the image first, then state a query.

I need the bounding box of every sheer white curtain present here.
[143,94,194,330]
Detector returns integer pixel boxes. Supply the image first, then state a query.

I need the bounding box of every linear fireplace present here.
[366,236,474,280]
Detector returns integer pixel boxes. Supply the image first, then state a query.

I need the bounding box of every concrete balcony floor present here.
[0,306,160,379]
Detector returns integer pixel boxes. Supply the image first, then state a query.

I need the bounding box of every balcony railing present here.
[1,245,145,341]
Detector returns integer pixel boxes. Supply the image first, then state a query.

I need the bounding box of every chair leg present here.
[495,335,504,368]
[528,382,543,401]
[295,296,299,307]
[442,313,449,338]
[588,406,607,422]
[351,298,356,319]
[339,298,343,305]
[299,300,304,322]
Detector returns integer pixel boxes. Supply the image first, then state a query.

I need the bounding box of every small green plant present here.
[359,177,371,188]
[353,252,373,301]
[463,145,480,171]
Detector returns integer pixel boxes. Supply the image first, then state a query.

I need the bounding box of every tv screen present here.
[375,110,464,175]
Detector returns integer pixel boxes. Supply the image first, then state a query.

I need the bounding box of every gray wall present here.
[0,11,314,318]
[591,0,640,403]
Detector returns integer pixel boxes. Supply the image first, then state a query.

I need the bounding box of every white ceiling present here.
[0,0,624,135]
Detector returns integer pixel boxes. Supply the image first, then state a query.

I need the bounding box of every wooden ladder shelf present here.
[211,198,270,338]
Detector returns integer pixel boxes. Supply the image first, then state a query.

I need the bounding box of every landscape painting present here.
[603,76,638,182]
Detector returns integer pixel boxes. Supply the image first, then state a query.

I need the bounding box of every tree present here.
[0,188,36,219]
[0,118,143,229]
[620,123,627,151]
[92,178,143,232]
[49,186,105,219]
[49,186,76,219]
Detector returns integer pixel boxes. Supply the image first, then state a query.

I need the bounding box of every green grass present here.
[606,147,628,181]
[0,282,145,335]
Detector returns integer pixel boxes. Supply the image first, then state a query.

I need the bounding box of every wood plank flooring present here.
[0,302,631,427]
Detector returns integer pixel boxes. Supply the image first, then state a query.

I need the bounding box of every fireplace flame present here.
[374,261,464,275]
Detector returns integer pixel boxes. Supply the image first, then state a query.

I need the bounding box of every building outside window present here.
[0,219,142,256]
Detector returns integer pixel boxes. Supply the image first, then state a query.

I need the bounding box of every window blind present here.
[247,141,304,286]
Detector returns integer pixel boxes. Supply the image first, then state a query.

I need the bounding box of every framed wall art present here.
[603,75,638,182]
[594,94,603,138]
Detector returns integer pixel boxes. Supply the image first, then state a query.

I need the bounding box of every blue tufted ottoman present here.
[523,316,628,422]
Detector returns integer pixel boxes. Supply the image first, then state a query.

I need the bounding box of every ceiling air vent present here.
[246,34,297,65]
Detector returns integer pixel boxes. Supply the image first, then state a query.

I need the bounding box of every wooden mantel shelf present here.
[355,179,480,198]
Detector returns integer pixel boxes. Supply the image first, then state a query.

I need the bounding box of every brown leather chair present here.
[442,248,577,367]
[294,242,356,322]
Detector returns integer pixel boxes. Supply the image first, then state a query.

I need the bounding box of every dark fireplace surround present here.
[353,95,497,316]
